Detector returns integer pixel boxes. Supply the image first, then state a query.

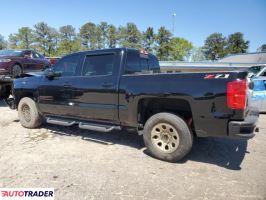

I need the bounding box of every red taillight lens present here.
[227,79,247,110]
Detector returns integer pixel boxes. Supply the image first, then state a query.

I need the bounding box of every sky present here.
[0,0,265,51]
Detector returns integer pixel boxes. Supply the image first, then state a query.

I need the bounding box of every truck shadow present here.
[43,123,248,170]
[179,137,248,170]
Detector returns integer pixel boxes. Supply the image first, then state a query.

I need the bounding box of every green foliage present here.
[96,22,108,49]
[3,21,255,61]
[142,27,155,52]
[106,24,117,48]
[7,34,19,49]
[79,22,97,50]
[203,33,227,60]
[57,25,81,55]
[190,47,206,61]
[0,34,7,50]
[226,32,249,54]
[169,37,193,61]
[155,26,172,60]
[33,22,59,56]
[257,44,266,52]
[7,27,34,49]
[118,23,141,48]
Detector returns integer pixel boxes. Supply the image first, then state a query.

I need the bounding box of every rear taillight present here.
[227,79,247,110]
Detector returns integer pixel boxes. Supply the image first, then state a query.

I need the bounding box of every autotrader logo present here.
[0,188,54,199]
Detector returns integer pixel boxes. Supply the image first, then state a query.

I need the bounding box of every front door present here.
[37,53,83,117]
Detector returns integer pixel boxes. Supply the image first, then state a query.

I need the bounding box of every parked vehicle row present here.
[0,48,259,162]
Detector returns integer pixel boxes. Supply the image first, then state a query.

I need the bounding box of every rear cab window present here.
[124,50,160,74]
[82,53,115,76]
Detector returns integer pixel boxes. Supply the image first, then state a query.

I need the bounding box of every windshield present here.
[0,49,23,56]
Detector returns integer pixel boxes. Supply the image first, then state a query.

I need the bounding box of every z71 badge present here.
[204,74,230,79]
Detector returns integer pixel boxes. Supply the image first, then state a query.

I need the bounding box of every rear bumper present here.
[228,109,259,139]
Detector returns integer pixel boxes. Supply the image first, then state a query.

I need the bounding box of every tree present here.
[203,33,227,60]
[142,27,155,53]
[79,22,97,50]
[106,24,117,48]
[96,22,108,49]
[118,23,141,48]
[257,44,266,52]
[8,34,19,49]
[33,22,59,56]
[169,37,193,61]
[0,34,7,50]
[226,32,249,54]
[190,47,206,61]
[15,27,34,49]
[57,25,81,54]
[155,26,172,60]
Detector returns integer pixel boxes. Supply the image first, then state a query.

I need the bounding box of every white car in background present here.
[248,65,266,78]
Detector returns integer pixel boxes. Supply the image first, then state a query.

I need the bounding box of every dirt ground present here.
[0,100,265,200]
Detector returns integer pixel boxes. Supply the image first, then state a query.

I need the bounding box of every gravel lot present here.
[0,100,265,200]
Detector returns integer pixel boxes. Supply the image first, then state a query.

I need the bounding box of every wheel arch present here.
[15,92,35,109]
[137,97,195,134]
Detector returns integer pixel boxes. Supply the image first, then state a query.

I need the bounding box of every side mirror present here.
[44,68,55,79]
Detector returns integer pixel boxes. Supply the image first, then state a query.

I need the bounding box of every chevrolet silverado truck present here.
[0,48,259,162]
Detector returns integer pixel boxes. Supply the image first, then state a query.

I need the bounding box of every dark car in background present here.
[0,49,50,77]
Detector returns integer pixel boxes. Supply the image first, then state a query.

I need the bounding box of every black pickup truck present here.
[0,48,259,162]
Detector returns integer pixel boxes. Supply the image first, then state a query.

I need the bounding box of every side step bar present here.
[46,117,121,133]
[47,118,76,126]
[79,122,121,132]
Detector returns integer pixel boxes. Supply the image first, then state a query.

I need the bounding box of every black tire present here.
[143,112,193,162]
[18,97,42,129]
[11,64,22,78]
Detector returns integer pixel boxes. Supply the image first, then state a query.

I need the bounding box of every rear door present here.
[32,51,46,70]
[22,50,35,72]
[69,52,120,122]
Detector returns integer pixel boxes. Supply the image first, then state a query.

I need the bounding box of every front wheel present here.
[143,113,193,162]
[11,64,22,78]
[18,97,42,129]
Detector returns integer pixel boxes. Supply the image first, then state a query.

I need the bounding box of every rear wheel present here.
[143,113,193,162]
[18,97,42,129]
[11,64,22,78]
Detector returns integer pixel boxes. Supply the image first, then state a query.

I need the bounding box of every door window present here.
[23,51,33,58]
[53,54,81,76]
[82,54,115,76]
[32,51,44,59]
